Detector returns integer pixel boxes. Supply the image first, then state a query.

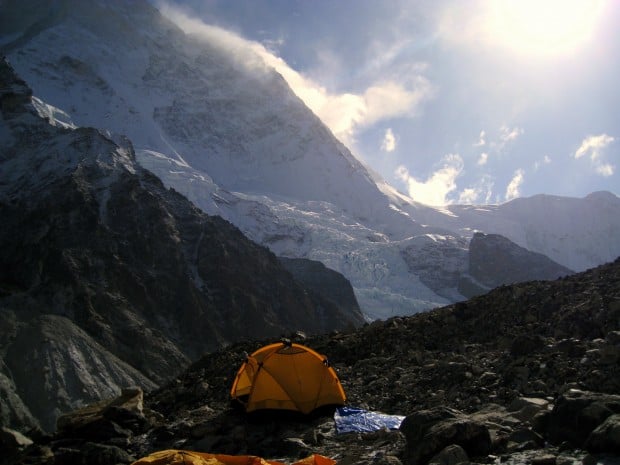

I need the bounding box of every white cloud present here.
[457,188,479,204]
[395,154,463,206]
[533,155,552,171]
[505,169,525,201]
[596,163,614,177]
[481,125,523,159]
[381,128,397,152]
[363,79,432,127]
[574,134,615,177]
[314,79,434,146]
[456,176,495,205]
[575,134,614,159]
[158,3,433,148]
[474,130,486,147]
[500,125,524,143]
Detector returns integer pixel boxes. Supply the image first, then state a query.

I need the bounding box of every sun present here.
[485,0,607,57]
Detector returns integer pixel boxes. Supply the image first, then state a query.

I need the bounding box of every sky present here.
[161,0,620,206]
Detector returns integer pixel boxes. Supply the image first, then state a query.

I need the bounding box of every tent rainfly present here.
[230,341,346,414]
[130,449,336,465]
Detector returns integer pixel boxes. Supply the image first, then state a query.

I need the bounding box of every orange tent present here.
[230,341,346,414]
[130,449,336,465]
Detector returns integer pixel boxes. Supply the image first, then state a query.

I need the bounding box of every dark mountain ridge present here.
[0,59,363,432]
[458,232,574,298]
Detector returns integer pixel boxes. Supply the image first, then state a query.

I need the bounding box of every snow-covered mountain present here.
[2,0,619,320]
[0,58,364,431]
[408,191,620,273]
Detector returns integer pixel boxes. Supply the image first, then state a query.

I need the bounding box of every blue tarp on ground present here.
[334,406,405,434]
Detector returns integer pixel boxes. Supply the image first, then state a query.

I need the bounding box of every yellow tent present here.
[130,450,336,465]
[230,341,346,414]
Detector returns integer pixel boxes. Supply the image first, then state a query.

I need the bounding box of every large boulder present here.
[56,387,149,439]
[584,414,620,453]
[399,407,492,465]
[543,390,620,450]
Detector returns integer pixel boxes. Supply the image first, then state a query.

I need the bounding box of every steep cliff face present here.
[0,60,364,431]
[279,257,364,322]
[458,232,574,298]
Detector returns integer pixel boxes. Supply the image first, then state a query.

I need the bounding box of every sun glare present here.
[486,0,606,57]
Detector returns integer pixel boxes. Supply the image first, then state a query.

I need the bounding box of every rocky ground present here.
[2,258,620,465]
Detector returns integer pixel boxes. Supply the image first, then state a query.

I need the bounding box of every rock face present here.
[6,256,620,465]
[0,60,364,432]
[399,407,492,465]
[542,390,620,449]
[458,232,574,298]
[279,257,364,322]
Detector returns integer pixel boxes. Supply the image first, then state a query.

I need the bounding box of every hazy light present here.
[486,0,606,57]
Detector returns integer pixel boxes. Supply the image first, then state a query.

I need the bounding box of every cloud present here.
[533,155,551,171]
[363,79,433,127]
[457,176,495,204]
[158,2,433,148]
[505,169,525,201]
[311,79,433,146]
[574,134,615,176]
[457,188,479,204]
[395,154,463,206]
[473,130,486,147]
[499,125,524,143]
[381,128,397,152]
[596,163,614,176]
[475,125,523,166]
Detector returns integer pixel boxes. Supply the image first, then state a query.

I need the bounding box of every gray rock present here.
[544,390,620,448]
[55,442,135,465]
[530,454,557,465]
[505,428,544,452]
[584,413,620,453]
[428,444,470,465]
[0,427,33,452]
[400,407,492,465]
[508,397,550,423]
[0,372,39,432]
[606,331,620,345]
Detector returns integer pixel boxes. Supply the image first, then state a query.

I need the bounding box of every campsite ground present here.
[3,259,620,465]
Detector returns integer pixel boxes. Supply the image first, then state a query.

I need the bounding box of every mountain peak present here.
[585,190,618,201]
[0,59,364,431]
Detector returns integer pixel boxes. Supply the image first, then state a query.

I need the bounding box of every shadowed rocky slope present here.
[458,232,574,298]
[0,60,364,432]
[5,257,619,465]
